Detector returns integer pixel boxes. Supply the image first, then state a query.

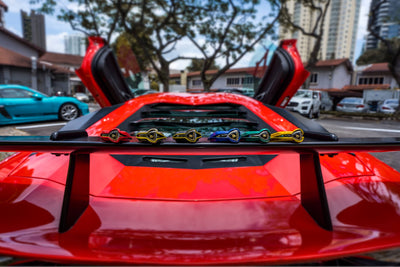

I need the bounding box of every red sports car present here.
[0,37,400,265]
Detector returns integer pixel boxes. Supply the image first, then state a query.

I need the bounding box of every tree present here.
[114,0,199,92]
[356,40,399,66]
[279,0,331,69]
[112,32,155,73]
[32,0,190,92]
[366,0,400,88]
[177,0,282,91]
[32,0,286,92]
[187,58,219,72]
[31,0,121,43]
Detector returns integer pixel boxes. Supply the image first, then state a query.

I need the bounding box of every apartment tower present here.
[64,35,87,56]
[21,10,46,50]
[280,0,361,62]
[366,0,400,50]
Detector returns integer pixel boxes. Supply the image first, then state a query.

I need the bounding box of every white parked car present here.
[286,89,321,119]
[378,99,399,114]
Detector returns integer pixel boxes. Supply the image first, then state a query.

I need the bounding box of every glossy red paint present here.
[76,37,113,107]
[275,39,310,108]
[86,93,299,136]
[1,149,400,264]
[1,37,400,265]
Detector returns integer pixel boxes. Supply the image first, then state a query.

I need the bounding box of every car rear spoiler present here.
[1,135,400,233]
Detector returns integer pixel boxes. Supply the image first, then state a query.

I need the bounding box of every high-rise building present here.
[0,1,8,27]
[279,0,361,62]
[64,35,86,56]
[21,10,46,50]
[366,0,400,50]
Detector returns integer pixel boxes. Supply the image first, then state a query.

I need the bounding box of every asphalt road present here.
[317,117,400,171]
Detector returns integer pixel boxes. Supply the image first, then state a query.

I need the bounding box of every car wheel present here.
[314,107,320,118]
[59,103,79,121]
[308,106,313,119]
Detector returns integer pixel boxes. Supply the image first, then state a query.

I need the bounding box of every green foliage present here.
[31,0,282,91]
[111,33,154,71]
[357,39,400,65]
[187,58,219,72]
[149,74,160,91]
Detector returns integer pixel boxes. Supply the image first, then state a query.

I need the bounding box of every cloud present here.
[5,25,21,36]
[357,0,372,41]
[3,0,34,13]
[45,15,75,35]
[46,32,68,53]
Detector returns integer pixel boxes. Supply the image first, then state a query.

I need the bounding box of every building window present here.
[192,79,202,86]
[310,73,318,84]
[358,76,384,85]
[241,77,254,85]
[226,77,241,85]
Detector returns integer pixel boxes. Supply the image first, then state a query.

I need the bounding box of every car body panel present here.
[254,39,309,108]
[286,89,321,117]
[336,97,369,113]
[1,148,400,265]
[378,98,399,114]
[76,36,134,108]
[73,92,90,103]
[0,85,89,125]
[1,37,400,265]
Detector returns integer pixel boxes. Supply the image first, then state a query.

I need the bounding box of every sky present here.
[3,0,372,69]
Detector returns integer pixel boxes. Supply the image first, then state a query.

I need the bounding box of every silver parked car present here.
[336,97,369,113]
[73,92,90,103]
[378,99,399,114]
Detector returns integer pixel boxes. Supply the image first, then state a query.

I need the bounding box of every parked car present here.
[0,84,89,125]
[319,91,333,111]
[286,89,321,118]
[73,92,90,103]
[378,98,399,114]
[240,87,254,97]
[131,88,158,97]
[336,97,369,113]
[54,91,68,96]
[214,87,246,95]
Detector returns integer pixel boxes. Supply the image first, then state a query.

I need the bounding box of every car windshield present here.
[386,99,398,105]
[340,98,362,104]
[294,90,312,98]
[30,88,48,97]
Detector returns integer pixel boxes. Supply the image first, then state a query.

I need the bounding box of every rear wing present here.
[1,136,400,233]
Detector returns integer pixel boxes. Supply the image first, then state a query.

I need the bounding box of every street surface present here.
[318,117,400,171]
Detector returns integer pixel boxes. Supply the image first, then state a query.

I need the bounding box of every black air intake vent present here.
[111,154,277,169]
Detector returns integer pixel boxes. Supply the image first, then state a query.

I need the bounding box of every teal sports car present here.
[0,85,89,125]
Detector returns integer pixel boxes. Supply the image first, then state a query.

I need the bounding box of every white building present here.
[64,34,86,56]
[280,0,361,62]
